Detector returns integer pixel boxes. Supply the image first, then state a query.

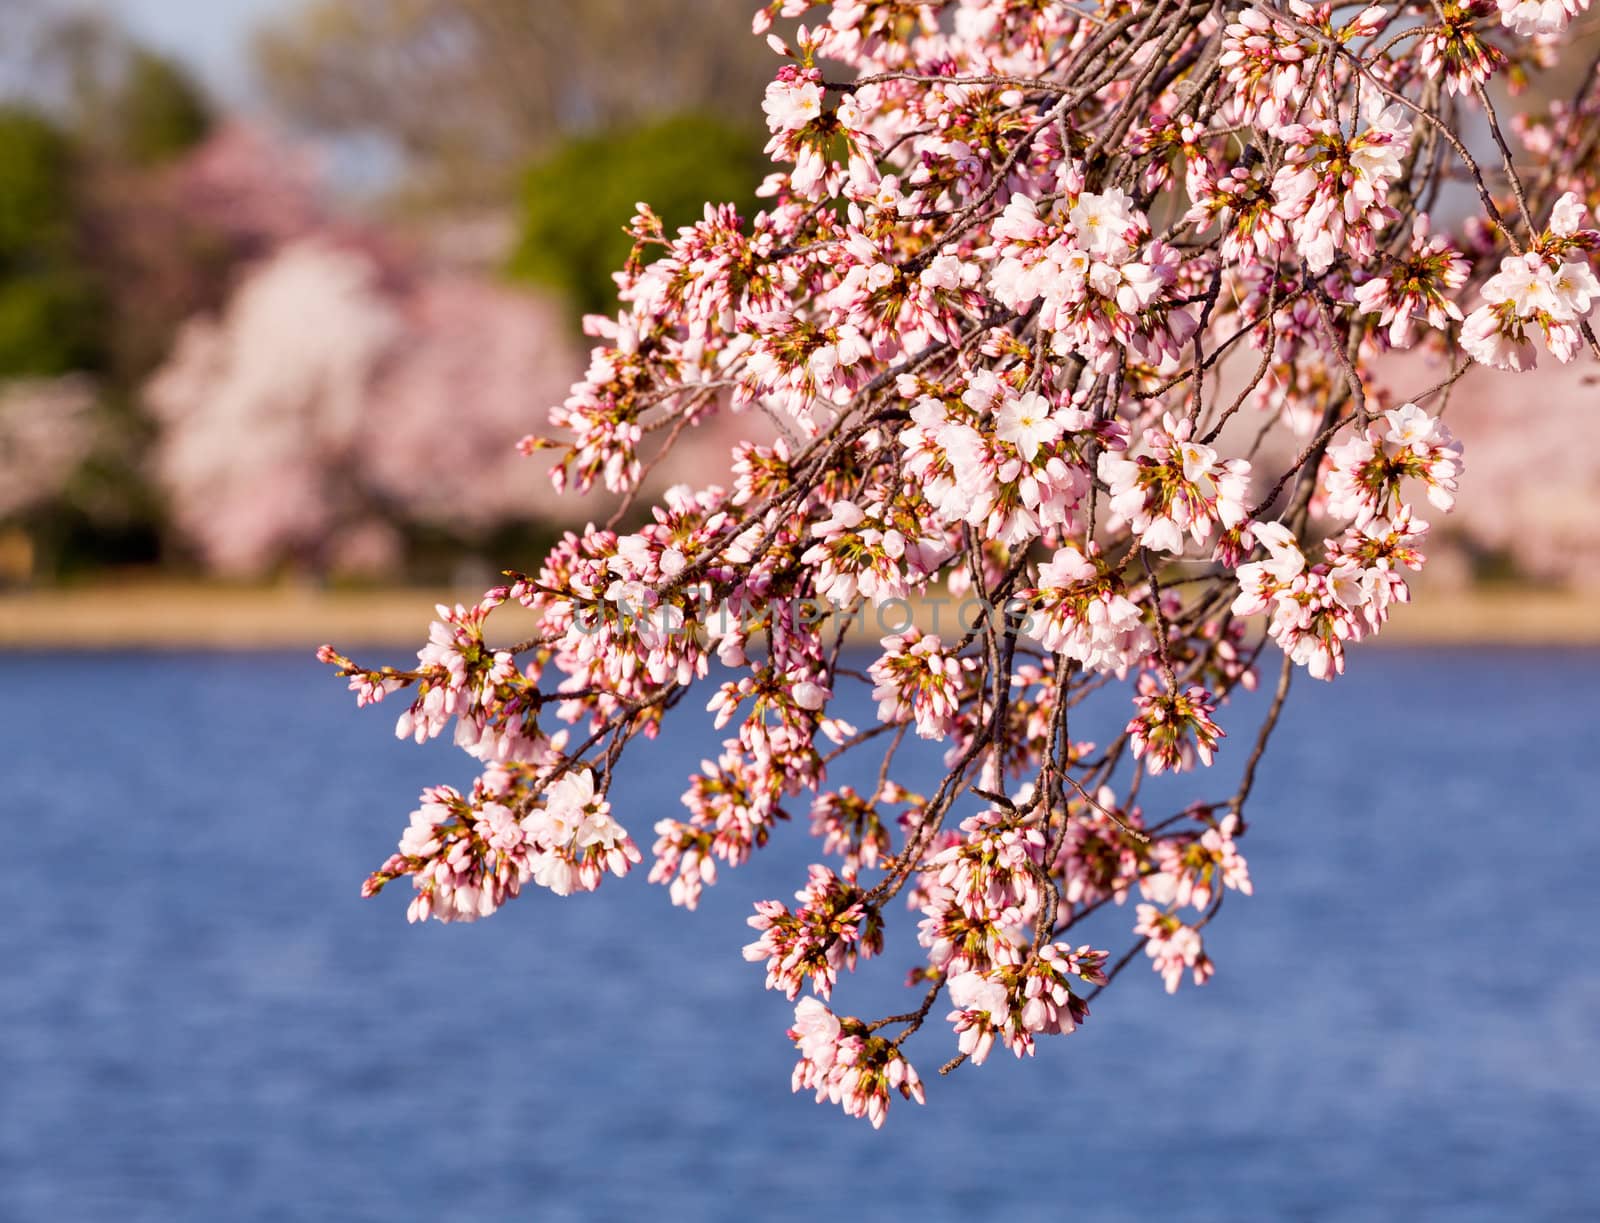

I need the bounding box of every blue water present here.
[2,648,1597,1221]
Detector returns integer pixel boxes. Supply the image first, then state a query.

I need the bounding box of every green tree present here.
[510,114,765,317]
[0,106,74,263]
[0,105,105,376]
[115,49,212,166]
[0,272,104,376]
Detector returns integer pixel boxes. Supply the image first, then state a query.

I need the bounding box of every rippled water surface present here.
[3,648,1597,1221]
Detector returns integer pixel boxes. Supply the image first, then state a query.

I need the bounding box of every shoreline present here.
[0,579,1595,652]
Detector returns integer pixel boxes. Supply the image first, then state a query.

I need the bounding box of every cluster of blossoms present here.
[1018,542,1147,672]
[1461,194,1600,369]
[987,187,1196,372]
[1100,415,1253,558]
[946,943,1108,1064]
[1497,0,1591,38]
[917,804,1054,976]
[358,768,640,921]
[901,374,1098,547]
[1127,682,1226,776]
[809,784,897,880]
[744,864,885,999]
[868,630,977,739]
[789,999,925,1129]
[1135,904,1217,994]
[326,0,1600,1126]
[648,739,783,910]
[1354,217,1470,349]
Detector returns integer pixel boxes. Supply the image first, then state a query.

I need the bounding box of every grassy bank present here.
[0,580,535,652]
[1,578,1595,651]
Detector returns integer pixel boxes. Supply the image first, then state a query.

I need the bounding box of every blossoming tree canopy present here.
[321,1,1600,1125]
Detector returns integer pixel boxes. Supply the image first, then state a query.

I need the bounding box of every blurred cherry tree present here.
[146,237,584,578]
[1444,363,1600,588]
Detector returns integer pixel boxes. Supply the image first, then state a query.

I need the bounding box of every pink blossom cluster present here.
[744,864,884,999]
[359,766,640,922]
[649,740,784,910]
[1127,682,1226,776]
[946,943,1107,1064]
[1135,905,1217,994]
[868,630,976,739]
[326,0,1600,1125]
[918,805,1053,976]
[988,187,1196,372]
[1100,415,1253,557]
[788,999,925,1129]
[1460,194,1600,370]
[1146,813,1254,912]
[1018,543,1147,673]
[810,784,897,880]
[1497,0,1590,37]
